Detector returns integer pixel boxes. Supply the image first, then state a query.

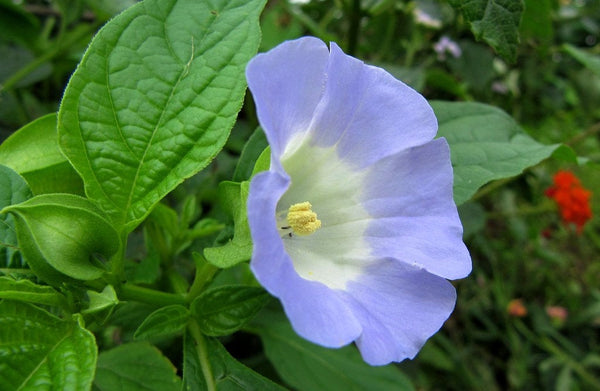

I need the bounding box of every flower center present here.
[286,201,321,236]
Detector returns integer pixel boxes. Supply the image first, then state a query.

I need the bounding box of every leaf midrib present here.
[16,323,73,391]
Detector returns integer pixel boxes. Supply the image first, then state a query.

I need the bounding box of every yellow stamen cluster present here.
[286,202,321,236]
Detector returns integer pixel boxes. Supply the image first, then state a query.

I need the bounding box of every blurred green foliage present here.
[1,0,599,390]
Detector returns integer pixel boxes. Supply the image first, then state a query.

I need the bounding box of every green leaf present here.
[0,300,96,390]
[191,285,269,336]
[83,285,118,314]
[520,0,553,45]
[232,127,268,182]
[94,342,181,391]
[204,181,252,268]
[58,0,266,233]
[3,194,120,283]
[251,147,271,176]
[0,0,40,47]
[0,164,32,268]
[182,332,286,391]
[0,113,83,195]
[84,0,138,21]
[134,305,190,340]
[252,311,415,391]
[448,0,524,63]
[431,101,560,205]
[0,276,67,308]
[563,44,600,78]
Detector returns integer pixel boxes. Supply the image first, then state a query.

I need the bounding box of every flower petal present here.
[307,42,437,168]
[246,37,330,158]
[362,138,471,279]
[343,260,457,365]
[248,171,362,347]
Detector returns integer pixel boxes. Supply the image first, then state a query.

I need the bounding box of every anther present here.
[286,202,321,236]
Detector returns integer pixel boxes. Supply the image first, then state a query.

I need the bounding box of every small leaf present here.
[134,305,190,340]
[0,276,67,308]
[182,332,286,391]
[83,285,119,314]
[448,0,524,63]
[251,146,271,176]
[191,285,269,336]
[94,342,181,391]
[0,300,96,390]
[204,181,252,268]
[58,0,266,232]
[252,310,415,391]
[0,113,83,195]
[3,194,120,283]
[232,127,268,182]
[432,101,560,204]
[0,164,32,268]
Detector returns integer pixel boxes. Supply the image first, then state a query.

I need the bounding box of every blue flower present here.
[246,37,471,365]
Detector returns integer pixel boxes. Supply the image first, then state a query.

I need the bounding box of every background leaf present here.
[0,300,96,390]
[563,44,600,77]
[93,342,181,391]
[4,194,120,282]
[191,285,269,336]
[0,0,39,48]
[250,310,415,391]
[182,332,286,391]
[58,0,266,232]
[432,101,560,205]
[134,304,190,340]
[0,164,31,268]
[448,0,524,63]
[0,113,83,195]
[0,276,67,308]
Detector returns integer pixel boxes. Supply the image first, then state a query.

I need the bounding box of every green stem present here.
[109,231,128,285]
[470,176,516,202]
[119,284,186,306]
[1,23,99,92]
[486,200,556,219]
[188,320,216,391]
[567,121,600,146]
[0,268,35,275]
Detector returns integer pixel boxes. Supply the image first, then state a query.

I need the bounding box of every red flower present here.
[545,171,592,233]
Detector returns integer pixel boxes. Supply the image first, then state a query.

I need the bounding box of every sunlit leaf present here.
[0,301,96,390]
[432,101,560,204]
[58,0,266,233]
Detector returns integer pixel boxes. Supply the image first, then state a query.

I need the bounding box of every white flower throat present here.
[280,201,321,237]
